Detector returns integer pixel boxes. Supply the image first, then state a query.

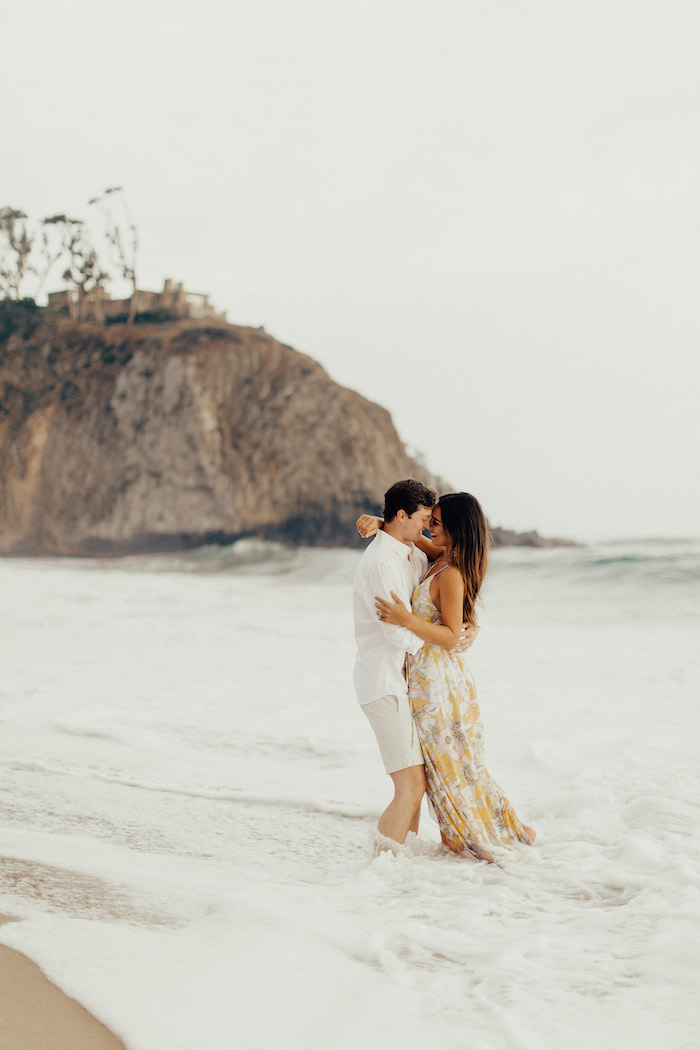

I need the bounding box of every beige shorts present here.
[362,694,424,774]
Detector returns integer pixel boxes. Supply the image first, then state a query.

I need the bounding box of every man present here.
[352,479,437,847]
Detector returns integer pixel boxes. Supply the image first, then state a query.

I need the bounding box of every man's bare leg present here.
[376,764,426,845]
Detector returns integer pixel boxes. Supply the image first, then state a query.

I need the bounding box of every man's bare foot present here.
[369,828,407,857]
[523,824,536,845]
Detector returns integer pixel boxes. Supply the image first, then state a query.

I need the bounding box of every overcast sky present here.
[5,0,699,540]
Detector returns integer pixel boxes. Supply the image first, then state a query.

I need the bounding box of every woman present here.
[370,492,535,863]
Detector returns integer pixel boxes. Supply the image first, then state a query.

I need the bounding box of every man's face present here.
[403,505,433,544]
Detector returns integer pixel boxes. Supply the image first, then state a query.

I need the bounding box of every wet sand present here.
[0,915,126,1050]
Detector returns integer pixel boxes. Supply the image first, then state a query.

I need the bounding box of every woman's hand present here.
[374,591,411,627]
[452,623,479,653]
[356,514,382,538]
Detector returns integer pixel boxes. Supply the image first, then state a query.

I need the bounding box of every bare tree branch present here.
[34,214,82,300]
[56,219,110,320]
[88,188,138,322]
[0,207,36,300]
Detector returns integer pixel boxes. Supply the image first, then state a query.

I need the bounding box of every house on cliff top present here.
[47,278,226,323]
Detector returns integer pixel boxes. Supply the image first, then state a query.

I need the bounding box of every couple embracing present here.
[353,479,535,863]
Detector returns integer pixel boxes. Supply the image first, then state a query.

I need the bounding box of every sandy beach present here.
[0,915,126,1050]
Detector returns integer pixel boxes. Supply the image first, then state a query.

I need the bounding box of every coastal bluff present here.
[0,311,559,555]
[0,312,447,555]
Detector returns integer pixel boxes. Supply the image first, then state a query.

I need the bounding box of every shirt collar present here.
[375,529,413,560]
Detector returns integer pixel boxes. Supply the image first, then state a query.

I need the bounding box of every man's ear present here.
[396,509,407,523]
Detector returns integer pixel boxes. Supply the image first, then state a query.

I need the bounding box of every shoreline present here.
[0,915,126,1050]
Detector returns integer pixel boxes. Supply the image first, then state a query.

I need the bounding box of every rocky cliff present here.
[0,310,451,555]
[0,309,570,555]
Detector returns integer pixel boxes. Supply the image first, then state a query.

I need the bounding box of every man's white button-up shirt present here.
[353,530,428,705]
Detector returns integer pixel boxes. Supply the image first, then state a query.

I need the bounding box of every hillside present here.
[0,308,570,555]
[0,311,446,554]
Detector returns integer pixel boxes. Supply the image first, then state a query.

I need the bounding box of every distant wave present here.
[91,538,362,583]
[38,534,700,589]
[489,537,700,586]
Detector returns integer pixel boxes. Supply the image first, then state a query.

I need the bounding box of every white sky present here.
[5,0,699,540]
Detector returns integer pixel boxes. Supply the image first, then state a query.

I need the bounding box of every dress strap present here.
[424,562,451,584]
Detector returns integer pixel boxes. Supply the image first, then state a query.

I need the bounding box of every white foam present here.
[1,543,699,1049]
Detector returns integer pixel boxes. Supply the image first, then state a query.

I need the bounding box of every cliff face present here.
[0,314,445,555]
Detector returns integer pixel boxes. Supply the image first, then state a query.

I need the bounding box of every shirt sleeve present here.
[361,562,424,655]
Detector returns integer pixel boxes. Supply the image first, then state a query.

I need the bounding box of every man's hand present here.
[451,623,479,653]
[356,514,382,539]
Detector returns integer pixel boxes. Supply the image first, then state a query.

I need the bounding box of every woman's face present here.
[429,505,447,549]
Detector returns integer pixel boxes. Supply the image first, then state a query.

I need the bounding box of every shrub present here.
[105,308,178,325]
[0,298,40,343]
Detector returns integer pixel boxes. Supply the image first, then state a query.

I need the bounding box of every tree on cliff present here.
[36,214,84,300]
[88,187,139,323]
[1,193,139,318]
[0,207,35,300]
[58,219,111,321]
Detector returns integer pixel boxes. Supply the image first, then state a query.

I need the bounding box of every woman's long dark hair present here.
[438,492,489,628]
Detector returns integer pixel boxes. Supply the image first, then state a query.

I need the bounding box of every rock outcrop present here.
[0,312,449,555]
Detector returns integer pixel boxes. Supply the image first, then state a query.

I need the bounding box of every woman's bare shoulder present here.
[437,564,465,592]
[442,564,463,579]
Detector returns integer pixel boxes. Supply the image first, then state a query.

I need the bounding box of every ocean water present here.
[0,537,698,1050]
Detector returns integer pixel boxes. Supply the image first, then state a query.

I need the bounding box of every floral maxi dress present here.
[408,571,531,860]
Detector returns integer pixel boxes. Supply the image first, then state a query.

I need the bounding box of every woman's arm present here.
[415,534,444,560]
[356,513,445,561]
[375,568,464,649]
[356,514,382,538]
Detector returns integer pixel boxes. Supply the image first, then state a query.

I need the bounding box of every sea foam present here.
[1,539,699,1049]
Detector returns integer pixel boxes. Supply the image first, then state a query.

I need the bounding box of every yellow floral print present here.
[408,572,531,860]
